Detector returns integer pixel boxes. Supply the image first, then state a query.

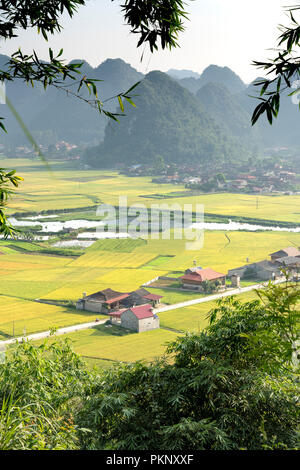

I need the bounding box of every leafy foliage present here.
[0,338,88,449]
[0,167,23,237]
[120,0,188,52]
[0,283,299,449]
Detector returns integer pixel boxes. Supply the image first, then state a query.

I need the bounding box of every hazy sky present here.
[0,0,292,83]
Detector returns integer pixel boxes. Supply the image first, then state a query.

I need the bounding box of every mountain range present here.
[0,55,300,165]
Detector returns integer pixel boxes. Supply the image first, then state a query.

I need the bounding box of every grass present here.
[0,295,106,340]
[37,324,181,364]
[70,250,158,268]
[2,157,300,224]
[158,291,258,332]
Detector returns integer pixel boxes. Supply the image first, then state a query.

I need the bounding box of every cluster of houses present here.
[228,247,300,281]
[122,160,300,195]
[76,288,162,333]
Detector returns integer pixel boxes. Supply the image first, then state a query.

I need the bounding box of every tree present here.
[76,282,300,450]
[252,4,300,125]
[0,0,189,235]
[0,337,87,449]
[0,0,188,132]
[0,168,23,237]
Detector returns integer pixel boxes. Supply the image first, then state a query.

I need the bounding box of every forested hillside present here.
[196,82,261,150]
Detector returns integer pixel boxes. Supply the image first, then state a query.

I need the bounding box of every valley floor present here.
[0,158,299,368]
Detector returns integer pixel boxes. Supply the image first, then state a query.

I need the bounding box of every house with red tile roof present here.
[181,268,226,291]
[109,304,159,333]
[76,288,130,314]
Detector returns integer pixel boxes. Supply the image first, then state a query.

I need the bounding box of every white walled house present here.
[109,304,159,333]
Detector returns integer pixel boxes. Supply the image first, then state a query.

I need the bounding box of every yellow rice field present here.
[0,295,106,340]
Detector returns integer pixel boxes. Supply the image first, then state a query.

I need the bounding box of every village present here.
[75,246,300,333]
[2,141,300,196]
[127,160,300,195]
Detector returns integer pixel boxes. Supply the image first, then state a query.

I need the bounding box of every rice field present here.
[71,250,158,268]
[1,158,299,364]
[0,295,106,340]
[1,230,300,305]
[158,291,257,332]
[2,157,300,223]
[138,230,300,274]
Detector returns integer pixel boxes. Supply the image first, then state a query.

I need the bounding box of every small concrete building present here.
[231,274,240,288]
[109,304,160,333]
[181,268,226,291]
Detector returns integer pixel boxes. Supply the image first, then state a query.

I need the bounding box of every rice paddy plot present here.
[0,252,72,267]
[71,250,159,268]
[145,255,175,267]
[45,324,181,363]
[95,268,169,290]
[148,288,206,305]
[86,238,147,253]
[0,280,66,300]
[43,281,113,302]
[158,291,257,332]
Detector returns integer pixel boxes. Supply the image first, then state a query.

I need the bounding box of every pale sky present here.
[0,0,293,83]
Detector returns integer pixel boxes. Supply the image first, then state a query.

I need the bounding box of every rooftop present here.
[84,288,129,302]
[270,247,300,258]
[182,268,225,282]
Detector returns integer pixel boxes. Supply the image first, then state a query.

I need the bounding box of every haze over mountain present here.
[237,78,300,147]
[0,56,143,145]
[177,65,247,95]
